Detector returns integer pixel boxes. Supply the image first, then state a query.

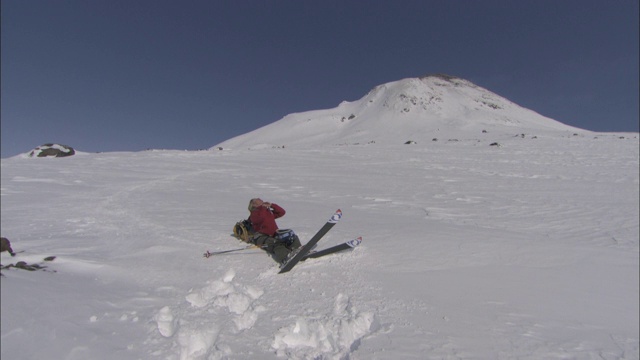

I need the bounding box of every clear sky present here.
[2,0,638,157]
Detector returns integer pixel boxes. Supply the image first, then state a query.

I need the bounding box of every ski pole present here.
[203,245,264,258]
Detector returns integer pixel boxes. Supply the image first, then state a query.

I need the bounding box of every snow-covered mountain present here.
[2,74,637,359]
[214,74,583,150]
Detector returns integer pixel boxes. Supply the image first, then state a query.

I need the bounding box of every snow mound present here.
[214,75,584,150]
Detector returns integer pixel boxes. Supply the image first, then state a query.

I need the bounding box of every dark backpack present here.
[233,219,254,242]
[275,229,299,247]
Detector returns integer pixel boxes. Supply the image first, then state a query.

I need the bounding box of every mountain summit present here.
[214,74,582,149]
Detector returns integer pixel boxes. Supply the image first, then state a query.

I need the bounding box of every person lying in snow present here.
[247,198,301,264]
[1,237,16,256]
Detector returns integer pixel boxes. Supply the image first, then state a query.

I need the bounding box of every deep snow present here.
[1,131,638,359]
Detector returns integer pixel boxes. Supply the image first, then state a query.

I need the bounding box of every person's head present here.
[248,198,263,211]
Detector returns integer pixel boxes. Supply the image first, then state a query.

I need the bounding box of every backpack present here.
[233,219,254,242]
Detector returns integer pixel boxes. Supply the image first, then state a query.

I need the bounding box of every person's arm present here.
[269,203,286,218]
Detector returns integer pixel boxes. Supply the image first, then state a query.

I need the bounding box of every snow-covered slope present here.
[1,130,638,359]
[214,74,584,150]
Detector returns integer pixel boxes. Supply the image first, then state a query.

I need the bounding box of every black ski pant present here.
[252,233,301,263]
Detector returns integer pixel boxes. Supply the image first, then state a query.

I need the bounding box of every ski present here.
[278,209,342,274]
[302,237,362,261]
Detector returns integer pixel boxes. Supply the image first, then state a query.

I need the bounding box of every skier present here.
[248,198,301,264]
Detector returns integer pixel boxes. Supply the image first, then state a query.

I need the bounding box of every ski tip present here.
[347,237,363,247]
[329,209,343,223]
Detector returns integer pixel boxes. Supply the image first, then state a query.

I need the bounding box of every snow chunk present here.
[272,294,380,359]
[177,325,220,360]
[155,306,177,337]
[185,280,234,308]
[222,269,235,282]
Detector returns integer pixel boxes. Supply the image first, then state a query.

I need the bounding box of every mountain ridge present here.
[213,75,585,150]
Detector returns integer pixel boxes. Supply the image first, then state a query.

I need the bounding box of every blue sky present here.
[2,0,638,157]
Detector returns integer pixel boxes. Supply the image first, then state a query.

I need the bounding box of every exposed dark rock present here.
[29,144,76,158]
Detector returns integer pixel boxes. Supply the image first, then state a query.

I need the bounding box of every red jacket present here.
[249,203,285,236]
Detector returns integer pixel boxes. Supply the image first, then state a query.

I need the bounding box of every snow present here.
[1,76,638,359]
[2,132,637,359]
